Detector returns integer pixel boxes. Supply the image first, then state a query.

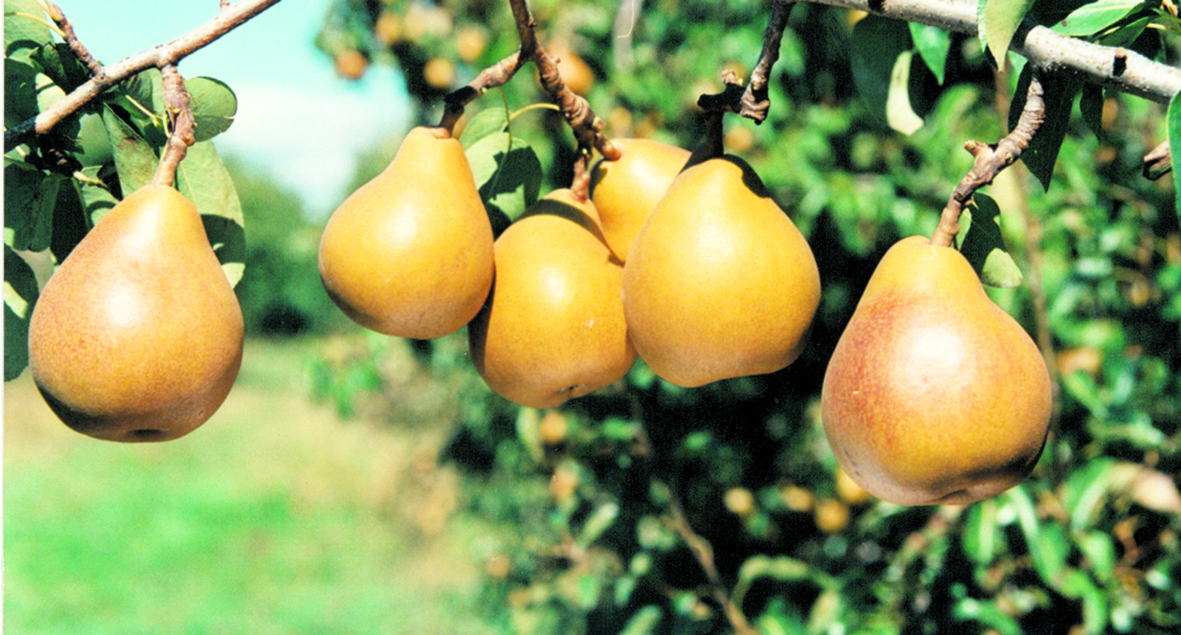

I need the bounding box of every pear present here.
[318,126,494,339]
[621,154,820,387]
[28,185,244,442]
[468,189,635,409]
[821,235,1052,506]
[589,138,691,262]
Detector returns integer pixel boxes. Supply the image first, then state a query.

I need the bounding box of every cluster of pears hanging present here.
[317,122,823,409]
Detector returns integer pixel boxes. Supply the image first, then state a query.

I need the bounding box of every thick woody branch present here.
[802,0,1181,104]
[4,0,283,152]
[930,73,1046,247]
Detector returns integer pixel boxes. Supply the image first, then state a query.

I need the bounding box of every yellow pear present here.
[468,189,636,409]
[821,235,1053,506]
[621,154,820,387]
[318,126,494,339]
[589,138,691,261]
[28,185,244,442]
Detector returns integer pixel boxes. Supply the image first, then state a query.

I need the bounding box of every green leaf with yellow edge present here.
[1052,0,1143,36]
[956,193,1023,288]
[979,0,1036,67]
[886,50,923,135]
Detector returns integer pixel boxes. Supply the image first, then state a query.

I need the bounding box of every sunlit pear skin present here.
[318,125,494,339]
[28,185,244,443]
[468,189,636,409]
[621,154,820,388]
[589,138,691,262]
[820,236,1053,506]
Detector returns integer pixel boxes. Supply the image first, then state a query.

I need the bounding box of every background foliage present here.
[308,0,1181,633]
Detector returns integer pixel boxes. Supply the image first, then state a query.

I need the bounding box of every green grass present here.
[4,338,504,635]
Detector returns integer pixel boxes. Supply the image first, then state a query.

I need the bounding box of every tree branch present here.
[802,0,1181,104]
[4,0,284,152]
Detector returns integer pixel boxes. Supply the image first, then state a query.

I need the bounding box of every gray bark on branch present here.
[805,0,1181,104]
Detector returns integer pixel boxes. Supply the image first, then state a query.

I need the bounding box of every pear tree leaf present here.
[185,76,237,142]
[465,132,542,234]
[1052,0,1144,36]
[957,193,1023,288]
[1008,65,1080,191]
[4,160,58,252]
[102,104,158,196]
[4,55,40,128]
[459,106,510,149]
[4,0,53,52]
[30,42,92,96]
[1169,90,1181,223]
[962,497,1006,567]
[909,22,951,85]
[174,140,246,287]
[886,50,924,135]
[4,244,39,381]
[1079,83,1105,135]
[850,16,912,129]
[980,0,1036,67]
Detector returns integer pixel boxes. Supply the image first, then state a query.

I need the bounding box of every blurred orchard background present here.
[6,0,1181,633]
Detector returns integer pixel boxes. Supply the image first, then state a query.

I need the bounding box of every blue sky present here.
[58,0,414,218]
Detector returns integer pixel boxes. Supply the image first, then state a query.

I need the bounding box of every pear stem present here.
[930,71,1046,248]
[696,0,795,123]
[151,64,196,188]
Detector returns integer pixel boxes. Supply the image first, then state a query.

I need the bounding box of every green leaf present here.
[1079,83,1105,135]
[465,132,542,233]
[962,497,1004,567]
[850,17,913,129]
[4,55,40,128]
[1009,65,1080,191]
[909,23,951,85]
[886,50,923,135]
[186,76,237,142]
[619,605,663,635]
[1052,0,1144,36]
[102,104,158,196]
[4,243,39,381]
[956,193,1023,287]
[30,42,91,95]
[4,160,57,252]
[980,0,1036,67]
[4,0,53,51]
[1008,486,1068,585]
[174,141,246,287]
[1169,90,1181,223]
[459,106,510,149]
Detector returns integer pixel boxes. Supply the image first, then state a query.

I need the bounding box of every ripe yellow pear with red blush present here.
[28,185,244,442]
[318,126,494,339]
[468,189,635,409]
[622,154,820,387]
[589,138,691,262]
[821,236,1053,506]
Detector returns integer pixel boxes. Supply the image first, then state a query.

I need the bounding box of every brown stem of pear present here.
[632,421,758,635]
[151,65,196,188]
[694,1,793,123]
[439,0,619,171]
[929,72,1046,248]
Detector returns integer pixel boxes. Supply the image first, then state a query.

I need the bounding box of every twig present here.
[47,2,103,78]
[695,1,794,124]
[930,72,1046,247]
[440,0,619,200]
[4,0,283,152]
[151,65,196,188]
